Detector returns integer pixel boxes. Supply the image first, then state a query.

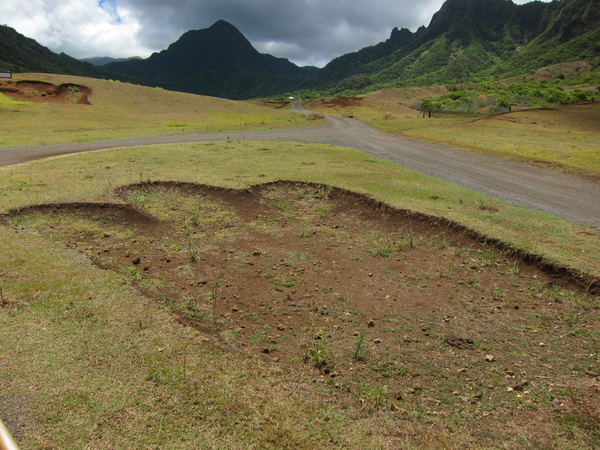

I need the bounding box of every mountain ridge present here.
[1,0,598,99]
[305,0,599,94]
[0,25,105,78]
[104,20,317,99]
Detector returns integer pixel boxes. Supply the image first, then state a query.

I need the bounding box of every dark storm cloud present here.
[116,0,447,67]
[2,0,546,67]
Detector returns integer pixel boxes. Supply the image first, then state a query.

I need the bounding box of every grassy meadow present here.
[0,75,599,448]
[307,87,600,177]
[0,73,321,148]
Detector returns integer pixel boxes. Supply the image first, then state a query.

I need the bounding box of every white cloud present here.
[2,0,152,58]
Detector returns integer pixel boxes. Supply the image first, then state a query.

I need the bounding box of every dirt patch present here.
[315,97,364,108]
[4,181,599,440]
[0,80,92,104]
[259,100,292,109]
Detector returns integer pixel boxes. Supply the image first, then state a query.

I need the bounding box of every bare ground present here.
[3,181,599,446]
[0,80,91,104]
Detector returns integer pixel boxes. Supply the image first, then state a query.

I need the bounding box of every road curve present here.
[1,102,598,230]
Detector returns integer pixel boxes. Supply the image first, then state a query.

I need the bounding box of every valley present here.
[0,0,599,446]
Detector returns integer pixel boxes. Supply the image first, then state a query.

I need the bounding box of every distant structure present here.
[0,72,11,79]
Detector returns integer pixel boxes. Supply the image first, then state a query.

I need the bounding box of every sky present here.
[2,0,549,68]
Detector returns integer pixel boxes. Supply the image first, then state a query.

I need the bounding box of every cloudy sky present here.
[2,0,548,68]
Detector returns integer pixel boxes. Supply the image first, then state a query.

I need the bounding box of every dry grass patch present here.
[0,126,599,450]
[307,91,600,178]
[1,180,598,449]
[0,73,321,148]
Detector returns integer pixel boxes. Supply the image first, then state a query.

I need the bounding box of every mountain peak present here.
[104,20,312,99]
[209,19,239,30]
[389,27,413,45]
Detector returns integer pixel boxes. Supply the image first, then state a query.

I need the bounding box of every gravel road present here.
[1,102,598,230]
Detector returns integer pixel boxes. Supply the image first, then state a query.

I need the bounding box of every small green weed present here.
[129,188,148,208]
[353,332,367,362]
[304,332,331,369]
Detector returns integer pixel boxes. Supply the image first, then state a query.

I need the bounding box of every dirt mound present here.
[4,181,598,428]
[0,80,92,104]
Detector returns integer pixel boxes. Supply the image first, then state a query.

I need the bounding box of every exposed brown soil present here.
[259,100,292,109]
[315,97,364,108]
[4,181,599,442]
[0,80,91,104]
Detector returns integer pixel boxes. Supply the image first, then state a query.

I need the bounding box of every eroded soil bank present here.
[3,181,599,443]
[0,80,91,104]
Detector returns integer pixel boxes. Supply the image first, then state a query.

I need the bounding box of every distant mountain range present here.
[82,56,141,66]
[1,0,598,99]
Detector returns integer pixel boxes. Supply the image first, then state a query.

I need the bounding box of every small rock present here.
[132,257,141,265]
[485,354,495,362]
[262,348,271,354]
[513,380,529,391]
[539,342,546,347]
[374,339,382,344]
[367,319,375,328]
[276,324,285,331]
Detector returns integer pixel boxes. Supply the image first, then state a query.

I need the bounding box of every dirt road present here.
[1,103,598,230]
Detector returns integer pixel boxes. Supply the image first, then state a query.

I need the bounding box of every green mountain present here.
[304,0,600,94]
[2,0,597,100]
[0,25,104,77]
[105,20,318,100]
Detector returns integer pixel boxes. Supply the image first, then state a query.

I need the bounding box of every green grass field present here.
[0,73,322,148]
[0,74,598,449]
[307,89,600,177]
